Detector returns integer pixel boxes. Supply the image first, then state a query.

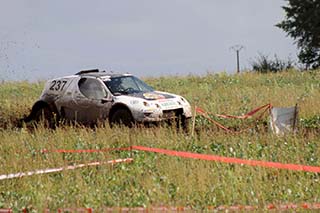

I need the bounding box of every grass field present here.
[0,70,320,211]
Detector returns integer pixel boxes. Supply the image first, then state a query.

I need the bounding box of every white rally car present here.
[24,69,192,129]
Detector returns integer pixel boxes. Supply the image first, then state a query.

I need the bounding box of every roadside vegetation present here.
[0,70,320,211]
[249,53,294,73]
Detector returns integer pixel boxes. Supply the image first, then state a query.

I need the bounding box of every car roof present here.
[75,69,132,78]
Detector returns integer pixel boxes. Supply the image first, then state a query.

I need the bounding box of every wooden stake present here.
[191,106,196,137]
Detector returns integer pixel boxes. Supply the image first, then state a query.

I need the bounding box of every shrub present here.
[250,53,295,73]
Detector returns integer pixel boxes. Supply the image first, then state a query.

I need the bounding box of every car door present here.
[65,77,112,124]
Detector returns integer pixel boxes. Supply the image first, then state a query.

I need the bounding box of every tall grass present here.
[0,70,320,210]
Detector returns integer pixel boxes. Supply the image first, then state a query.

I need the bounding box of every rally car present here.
[24,69,192,129]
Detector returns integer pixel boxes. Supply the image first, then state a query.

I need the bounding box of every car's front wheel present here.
[109,108,134,128]
[181,116,190,133]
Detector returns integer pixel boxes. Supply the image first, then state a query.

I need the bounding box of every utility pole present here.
[230,45,244,74]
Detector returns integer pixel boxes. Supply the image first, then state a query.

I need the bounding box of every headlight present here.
[143,101,161,108]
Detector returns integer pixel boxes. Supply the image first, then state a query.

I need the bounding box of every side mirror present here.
[101,97,113,104]
[101,96,113,104]
[113,92,122,96]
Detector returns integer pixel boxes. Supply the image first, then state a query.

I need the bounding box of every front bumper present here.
[133,106,192,123]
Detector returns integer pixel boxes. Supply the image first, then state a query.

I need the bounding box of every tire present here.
[109,108,134,128]
[175,115,190,133]
[34,106,56,128]
[181,116,190,133]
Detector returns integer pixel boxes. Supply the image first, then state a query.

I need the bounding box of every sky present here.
[0,0,297,81]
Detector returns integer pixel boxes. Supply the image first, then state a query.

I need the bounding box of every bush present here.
[250,53,295,73]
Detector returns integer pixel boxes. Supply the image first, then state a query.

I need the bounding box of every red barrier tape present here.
[57,208,92,213]
[196,103,272,119]
[132,146,320,173]
[41,147,131,154]
[0,209,12,213]
[195,104,271,133]
[2,145,320,210]
[2,203,320,212]
[197,112,234,132]
[216,103,272,119]
[103,203,320,211]
[39,146,320,173]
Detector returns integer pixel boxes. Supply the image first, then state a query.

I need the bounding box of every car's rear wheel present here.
[34,106,56,128]
[109,108,134,128]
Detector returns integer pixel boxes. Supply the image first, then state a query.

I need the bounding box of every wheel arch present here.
[109,103,133,120]
[24,100,59,122]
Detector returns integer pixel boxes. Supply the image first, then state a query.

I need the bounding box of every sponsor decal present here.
[130,100,139,105]
[160,100,178,107]
[143,92,165,100]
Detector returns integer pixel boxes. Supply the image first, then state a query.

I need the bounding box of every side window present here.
[78,78,107,99]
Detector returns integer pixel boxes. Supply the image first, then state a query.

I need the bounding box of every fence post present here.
[191,106,196,137]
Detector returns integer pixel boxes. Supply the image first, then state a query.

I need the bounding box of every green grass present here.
[0,70,320,211]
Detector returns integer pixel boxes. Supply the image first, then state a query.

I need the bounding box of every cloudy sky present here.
[0,0,297,81]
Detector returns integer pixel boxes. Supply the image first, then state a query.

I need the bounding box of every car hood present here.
[124,91,176,100]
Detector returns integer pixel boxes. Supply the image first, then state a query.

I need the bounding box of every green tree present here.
[277,0,320,69]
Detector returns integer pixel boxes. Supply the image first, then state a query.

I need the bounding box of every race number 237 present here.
[49,80,67,91]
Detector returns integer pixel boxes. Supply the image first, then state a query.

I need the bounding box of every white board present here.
[270,106,298,135]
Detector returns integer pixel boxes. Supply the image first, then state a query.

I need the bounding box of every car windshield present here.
[104,76,154,95]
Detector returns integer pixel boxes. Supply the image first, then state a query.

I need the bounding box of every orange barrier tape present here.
[132,146,320,173]
[41,147,131,154]
[210,203,320,210]
[39,146,320,173]
[216,103,272,119]
[2,203,320,212]
[195,104,271,133]
[196,103,272,119]
[0,209,12,213]
[197,112,234,132]
[57,208,92,213]
[0,158,133,180]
